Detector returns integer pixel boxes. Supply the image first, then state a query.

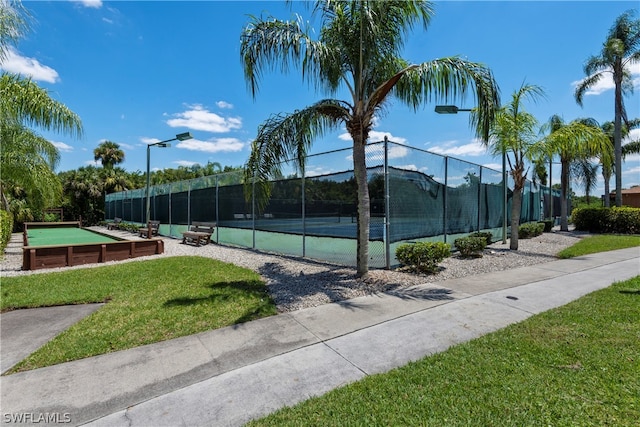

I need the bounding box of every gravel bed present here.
[1,227,587,313]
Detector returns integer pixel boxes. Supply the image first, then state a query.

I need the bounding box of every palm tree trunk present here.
[603,169,611,208]
[352,137,370,278]
[614,74,623,207]
[560,159,570,231]
[510,187,522,250]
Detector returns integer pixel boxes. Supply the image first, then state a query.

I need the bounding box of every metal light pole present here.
[145,132,193,228]
[435,105,507,244]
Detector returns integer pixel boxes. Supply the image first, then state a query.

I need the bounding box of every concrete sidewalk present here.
[1,247,638,426]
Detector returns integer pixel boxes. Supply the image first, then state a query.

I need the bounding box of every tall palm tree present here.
[599,119,640,207]
[1,1,83,214]
[541,115,610,231]
[574,10,640,207]
[94,140,125,169]
[486,83,544,250]
[241,0,500,276]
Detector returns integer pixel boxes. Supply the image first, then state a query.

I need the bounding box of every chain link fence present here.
[106,140,555,268]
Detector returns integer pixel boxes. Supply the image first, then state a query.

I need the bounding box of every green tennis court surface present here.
[26,227,120,246]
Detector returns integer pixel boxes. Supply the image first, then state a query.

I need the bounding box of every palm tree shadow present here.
[259,262,454,312]
[163,280,274,324]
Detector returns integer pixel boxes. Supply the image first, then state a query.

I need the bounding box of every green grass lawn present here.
[248,275,640,426]
[1,256,276,373]
[557,234,640,258]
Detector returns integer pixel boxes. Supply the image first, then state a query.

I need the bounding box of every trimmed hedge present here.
[396,241,451,273]
[573,207,640,234]
[539,220,554,232]
[0,210,14,255]
[454,236,487,258]
[519,222,544,239]
[468,231,493,246]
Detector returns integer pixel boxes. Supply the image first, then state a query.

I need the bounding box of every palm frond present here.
[244,99,350,209]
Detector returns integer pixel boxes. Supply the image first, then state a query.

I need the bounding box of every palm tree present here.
[486,83,544,250]
[241,0,500,276]
[0,0,29,62]
[541,116,610,231]
[94,140,125,169]
[0,122,62,214]
[599,119,639,207]
[1,1,83,214]
[571,159,599,204]
[574,10,640,207]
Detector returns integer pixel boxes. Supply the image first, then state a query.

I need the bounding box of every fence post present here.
[301,165,306,258]
[477,167,482,232]
[384,136,391,269]
[443,156,448,243]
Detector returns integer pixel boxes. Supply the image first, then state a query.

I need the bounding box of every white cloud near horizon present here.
[176,137,245,153]
[0,48,59,83]
[338,130,407,144]
[427,139,488,157]
[167,104,242,133]
[173,160,199,167]
[572,62,640,96]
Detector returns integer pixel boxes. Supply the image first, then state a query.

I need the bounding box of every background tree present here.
[241,0,500,276]
[94,140,125,169]
[574,10,640,207]
[571,159,599,205]
[541,116,610,231]
[486,83,544,250]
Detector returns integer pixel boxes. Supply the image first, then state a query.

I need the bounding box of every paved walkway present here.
[0,247,638,426]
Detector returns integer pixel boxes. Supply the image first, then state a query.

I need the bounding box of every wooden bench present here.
[139,220,160,238]
[182,221,216,246]
[107,217,122,230]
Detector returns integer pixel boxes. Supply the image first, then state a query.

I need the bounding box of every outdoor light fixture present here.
[434,105,473,114]
[435,106,507,244]
[145,132,194,235]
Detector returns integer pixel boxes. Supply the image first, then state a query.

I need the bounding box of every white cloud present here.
[51,141,73,152]
[427,139,488,157]
[176,137,245,153]
[572,62,640,96]
[72,0,103,8]
[174,160,199,167]
[338,130,407,144]
[140,137,161,145]
[102,17,114,24]
[0,48,59,83]
[482,162,503,171]
[84,159,101,167]
[167,104,242,133]
[216,101,233,109]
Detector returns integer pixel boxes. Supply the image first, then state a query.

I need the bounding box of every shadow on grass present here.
[163,280,275,324]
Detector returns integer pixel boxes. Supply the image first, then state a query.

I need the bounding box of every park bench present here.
[139,220,160,238]
[107,217,122,230]
[182,221,216,247]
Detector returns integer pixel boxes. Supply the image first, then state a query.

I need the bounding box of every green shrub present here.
[468,231,492,246]
[519,222,544,239]
[454,236,487,258]
[539,220,554,232]
[0,210,14,255]
[573,207,640,234]
[396,241,451,273]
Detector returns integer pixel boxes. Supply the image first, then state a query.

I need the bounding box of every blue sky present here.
[3,0,639,196]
